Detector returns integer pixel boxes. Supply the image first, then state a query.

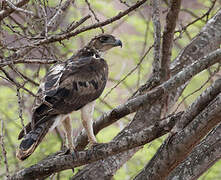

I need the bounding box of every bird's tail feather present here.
[16,115,57,161]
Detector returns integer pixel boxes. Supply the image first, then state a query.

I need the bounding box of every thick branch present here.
[168,123,221,180]
[151,0,161,77]
[10,113,182,180]
[11,47,220,179]
[171,78,221,134]
[166,8,221,110]
[170,9,221,75]
[73,100,165,179]
[74,8,221,179]
[75,48,221,149]
[134,94,221,179]
[161,0,181,80]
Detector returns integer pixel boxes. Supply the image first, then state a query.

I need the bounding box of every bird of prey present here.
[16,34,122,160]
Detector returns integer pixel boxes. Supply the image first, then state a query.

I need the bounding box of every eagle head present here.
[88,34,122,52]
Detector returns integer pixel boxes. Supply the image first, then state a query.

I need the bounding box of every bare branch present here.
[4,0,34,16]
[0,58,57,67]
[175,0,217,35]
[151,0,161,77]
[85,0,104,33]
[75,48,221,149]
[33,0,148,46]
[16,88,26,136]
[0,67,37,97]
[65,15,91,33]
[168,123,221,180]
[47,0,73,29]
[10,113,182,180]
[0,118,10,179]
[171,78,221,135]
[1,0,147,67]
[0,0,30,21]
[134,94,221,179]
[161,0,181,81]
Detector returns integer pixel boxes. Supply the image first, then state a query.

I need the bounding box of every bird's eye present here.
[99,36,109,42]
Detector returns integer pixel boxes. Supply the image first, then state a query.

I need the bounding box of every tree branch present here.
[32,0,148,46]
[10,113,182,180]
[161,0,181,81]
[0,0,30,21]
[73,48,221,149]
[151,0,161,79]
[1,0,147,66]
[10,47,221,179]
[171,78,221,134]
[134,93,221,179]
[168,123,221,180]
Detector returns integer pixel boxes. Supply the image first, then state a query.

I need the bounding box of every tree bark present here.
[167,123,221,180]
[134,94,221,179]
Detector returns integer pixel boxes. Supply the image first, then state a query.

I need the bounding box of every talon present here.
[90,142,105,149]
[88,140,98,148]
[71,149,78,159]
[64,148,70,155]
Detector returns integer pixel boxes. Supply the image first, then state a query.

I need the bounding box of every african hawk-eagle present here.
[16,34,122,160]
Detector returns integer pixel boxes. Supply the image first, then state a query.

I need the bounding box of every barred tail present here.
[16,115,57,161]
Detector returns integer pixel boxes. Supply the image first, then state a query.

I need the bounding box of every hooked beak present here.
[114,39,123,48]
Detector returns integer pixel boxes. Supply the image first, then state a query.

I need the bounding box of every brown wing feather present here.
[31,55,108,128]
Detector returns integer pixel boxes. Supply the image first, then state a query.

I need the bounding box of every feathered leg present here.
[81,101,97,145]
[62,115,75,152]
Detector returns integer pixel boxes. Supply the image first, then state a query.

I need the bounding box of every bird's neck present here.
[71,46,102,60]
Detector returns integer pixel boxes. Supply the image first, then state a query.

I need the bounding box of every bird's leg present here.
[62,115,76,172]
[81,101,97,146]
[62,115,75,153]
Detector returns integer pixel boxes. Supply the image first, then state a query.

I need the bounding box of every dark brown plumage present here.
[17,34,122,160]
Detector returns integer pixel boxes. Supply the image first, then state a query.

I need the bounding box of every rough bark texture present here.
[168,8,221,109]
[73,48,221,151]
[11,113,182,180]
[161,0,181,80]
[167,123,221,180]
[73,7,221,176]
[10,42,221,180]
[134,94,221,179]
[171,78,221,134]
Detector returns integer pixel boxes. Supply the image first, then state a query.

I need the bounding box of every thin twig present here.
[174,64,221,113]
[0,118,10,179]
[85,0,104,33]
[103,44,154,99]
[34,0,148,46]
[175,0,217,34]
[47,0,73,30]
[16,88,26,135]
[5,0,34,16]
[0,67,53,108]
[65,15,91,33]
[0,58,57,67]
[0,0,30,21]
[9,65,39,86]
